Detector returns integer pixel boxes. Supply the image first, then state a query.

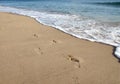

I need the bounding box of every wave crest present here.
[93,2,120,7]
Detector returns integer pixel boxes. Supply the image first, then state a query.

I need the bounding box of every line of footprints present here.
[33,33,81,68]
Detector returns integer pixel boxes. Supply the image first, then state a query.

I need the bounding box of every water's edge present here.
[0,6,120,60]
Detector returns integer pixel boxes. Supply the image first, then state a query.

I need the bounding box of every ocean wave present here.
[93,2,120,7]
[0,5,120,47]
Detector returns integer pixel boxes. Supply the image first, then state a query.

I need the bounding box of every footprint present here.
[67,55,81,68]
[53,40,57,43]
[34,47,43,55]
[33,34,39,38]
[49,40,57,45]
[49,40,62,45]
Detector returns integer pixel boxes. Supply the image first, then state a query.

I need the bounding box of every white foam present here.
[115,46,120,59]
[0,6,120,59]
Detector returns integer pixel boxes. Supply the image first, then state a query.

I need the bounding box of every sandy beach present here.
[0,12,120,84]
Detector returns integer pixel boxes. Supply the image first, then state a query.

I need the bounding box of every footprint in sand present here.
[33,34,39,38]
[52,40,62,44]
[66,55,81,68]
[53,40,57,43]
[49,40,57,45]
[34,47,43,55]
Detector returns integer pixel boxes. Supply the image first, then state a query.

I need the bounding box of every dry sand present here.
[0,12,120,84]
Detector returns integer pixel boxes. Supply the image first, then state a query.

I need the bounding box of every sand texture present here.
[0,12,120,84]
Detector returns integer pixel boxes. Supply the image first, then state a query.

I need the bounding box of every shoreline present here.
[5,12,117,47]
[0,12,120,84]
[0,5,119,47]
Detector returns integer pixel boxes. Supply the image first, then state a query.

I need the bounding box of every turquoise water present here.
[0,0,120,47]
[0,0,120,22]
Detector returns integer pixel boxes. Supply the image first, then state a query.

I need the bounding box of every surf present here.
[0,5,120,60]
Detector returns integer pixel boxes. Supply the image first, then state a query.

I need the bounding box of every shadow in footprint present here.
[34,47,43,55]
[67,55,80,68]
[33,34,39,38]
[53,40,57,43]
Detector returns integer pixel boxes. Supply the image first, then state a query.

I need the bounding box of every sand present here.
[0,12,120,84]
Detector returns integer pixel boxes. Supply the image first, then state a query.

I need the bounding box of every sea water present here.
[0,0,120,59]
